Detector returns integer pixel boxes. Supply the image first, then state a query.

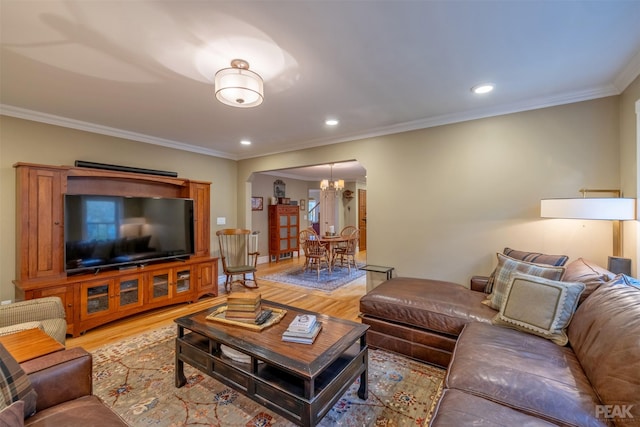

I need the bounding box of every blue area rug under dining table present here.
[260,265,366,291]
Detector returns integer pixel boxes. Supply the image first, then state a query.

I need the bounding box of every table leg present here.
[358,339,368,400]
[175,326,187,387]
[358,367,368,400]
[175,356,186,387]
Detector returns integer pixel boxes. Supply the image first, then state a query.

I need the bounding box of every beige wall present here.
[0,115,236,302]
[619,74,640,268]
[239,96,633,287]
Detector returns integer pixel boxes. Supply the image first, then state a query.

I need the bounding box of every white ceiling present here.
[2,1,640,179]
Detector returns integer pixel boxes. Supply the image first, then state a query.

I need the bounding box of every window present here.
[308,199,319,223]
[84,198,119,240]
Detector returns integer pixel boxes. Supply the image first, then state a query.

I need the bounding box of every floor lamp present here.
[540,189,636,275]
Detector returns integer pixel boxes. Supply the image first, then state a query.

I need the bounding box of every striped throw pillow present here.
[0,343,37,418]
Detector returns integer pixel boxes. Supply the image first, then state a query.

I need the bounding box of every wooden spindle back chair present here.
[299,228,331,280]
[216,229,259,293]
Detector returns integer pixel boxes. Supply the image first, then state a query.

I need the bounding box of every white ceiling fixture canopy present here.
[214,59,264,108]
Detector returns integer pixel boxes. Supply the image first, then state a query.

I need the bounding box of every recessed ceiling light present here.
[240,139,251,145]
[325,119,339,126]
[471,83,495,94]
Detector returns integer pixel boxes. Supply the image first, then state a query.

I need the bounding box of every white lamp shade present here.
[214,67,264,108]
[540,198,636,220]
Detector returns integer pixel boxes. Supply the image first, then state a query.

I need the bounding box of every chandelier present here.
[320,164,344,192]
[214,59,264,108]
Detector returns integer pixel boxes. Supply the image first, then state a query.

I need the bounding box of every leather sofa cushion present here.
[24,395,127,427]
[446,322,604,427]
[568,277,640,423]
[429,389,558,427]
[359,277,495,337]
[0,401,24,426]
[562,258,615,304]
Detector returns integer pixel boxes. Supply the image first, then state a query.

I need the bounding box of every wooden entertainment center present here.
[13,162,218,337]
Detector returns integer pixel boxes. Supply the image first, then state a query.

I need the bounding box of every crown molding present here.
[238,84,620,160]
[1,81,624,162]
[613,49,640,92]
[0,105,237,160]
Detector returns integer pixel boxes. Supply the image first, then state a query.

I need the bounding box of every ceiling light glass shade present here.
[214,59,264,108]
[540,198,636,220]
[320,179,344,191]
[320,164,345,192]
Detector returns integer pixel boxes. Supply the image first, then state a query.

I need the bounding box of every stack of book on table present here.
[282,314,322,344]
[226,292,261,323]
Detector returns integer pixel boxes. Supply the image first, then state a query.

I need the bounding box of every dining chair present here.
[299,228,331,280]
[216,229,260,293]
[339,225,358,238]
[333,228,359,273]
[335,225,357,249]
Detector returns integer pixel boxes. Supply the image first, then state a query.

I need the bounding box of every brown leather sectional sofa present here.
[360,256,640,426]
[18,347,128,426]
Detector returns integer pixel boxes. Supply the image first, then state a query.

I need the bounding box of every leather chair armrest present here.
[21,347,92,412]
[470,276,489,293]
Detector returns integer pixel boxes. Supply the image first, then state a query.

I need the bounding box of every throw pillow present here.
[484,248,569,293]
[492,273,585,345]
[0,344,37,418]
[502,247,569,266]
[484,253,565,310]
[0,401,24,426]
[618,274,640,289]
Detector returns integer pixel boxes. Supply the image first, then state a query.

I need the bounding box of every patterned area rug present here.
[92,325,444,426]
[260,265,366,291]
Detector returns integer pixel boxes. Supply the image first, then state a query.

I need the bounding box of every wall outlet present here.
[216,217,226,225]
[1,300,12,305]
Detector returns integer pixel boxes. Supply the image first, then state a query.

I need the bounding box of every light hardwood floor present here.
[66,251,367,352]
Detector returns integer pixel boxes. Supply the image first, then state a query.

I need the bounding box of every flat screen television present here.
[64,194,195,274]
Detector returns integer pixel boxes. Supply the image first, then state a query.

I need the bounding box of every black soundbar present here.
[74,160,178,177]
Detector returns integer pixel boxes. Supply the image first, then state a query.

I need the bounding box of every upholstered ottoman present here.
[359,277,496,367]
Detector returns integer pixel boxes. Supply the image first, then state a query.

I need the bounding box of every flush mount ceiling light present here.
[214,59,264,108]
[325,119,339,126]
[471,83,495,94]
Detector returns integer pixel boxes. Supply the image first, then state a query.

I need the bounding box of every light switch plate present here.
[216,217,226,225]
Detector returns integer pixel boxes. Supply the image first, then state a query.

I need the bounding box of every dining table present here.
[318,235,349,271]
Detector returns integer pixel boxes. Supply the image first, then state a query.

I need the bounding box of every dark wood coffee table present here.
[174,300,369,426]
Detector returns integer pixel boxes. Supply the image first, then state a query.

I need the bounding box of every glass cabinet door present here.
[118,276,141,309]
[82,281,111,318]
[175,269,191,294]
[289,210,298,249]
[151,271,170,300]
